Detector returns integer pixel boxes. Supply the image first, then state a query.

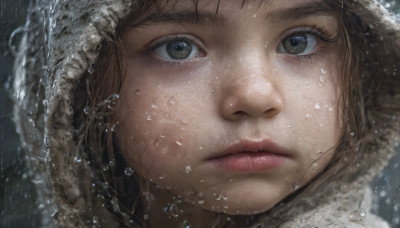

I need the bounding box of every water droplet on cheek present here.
[213,193,222,201]
[135,89,141,96]
[314,103,321,109]
[185,165,192,174]
[291,183,301,191]
[176,139,183,146]
[312,161,318,169]
[169,96,177,104]
[321,68,326,75]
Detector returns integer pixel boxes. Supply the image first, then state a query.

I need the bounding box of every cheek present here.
[114,91,196,183]
[282,58,342,151]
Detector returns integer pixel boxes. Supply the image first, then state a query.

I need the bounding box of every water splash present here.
[124,167,135,176]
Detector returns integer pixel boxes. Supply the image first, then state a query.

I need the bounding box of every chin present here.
[198,196,280,216]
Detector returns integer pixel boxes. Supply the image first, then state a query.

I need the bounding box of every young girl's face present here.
[115,0,342,215]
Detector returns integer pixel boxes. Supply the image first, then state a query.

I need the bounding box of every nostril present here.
[233,108,279,118]
[233,111,247,117]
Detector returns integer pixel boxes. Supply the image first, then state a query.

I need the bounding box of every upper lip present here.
[207,139,289,160]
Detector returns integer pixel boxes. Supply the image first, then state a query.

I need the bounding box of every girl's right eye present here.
[151,37,203,61]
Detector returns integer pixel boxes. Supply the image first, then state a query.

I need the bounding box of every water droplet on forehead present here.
[198,200,205,204]
[314,103,321,109]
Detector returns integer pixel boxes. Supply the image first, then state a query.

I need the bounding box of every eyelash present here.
[292,26,337,43]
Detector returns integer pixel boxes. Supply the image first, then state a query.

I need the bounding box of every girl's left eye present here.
[277,33,318,55]
[152,37,202,60]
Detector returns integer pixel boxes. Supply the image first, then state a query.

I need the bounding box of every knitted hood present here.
[13,0,400,227]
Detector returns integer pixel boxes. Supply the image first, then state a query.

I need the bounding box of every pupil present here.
[166,40,192,59]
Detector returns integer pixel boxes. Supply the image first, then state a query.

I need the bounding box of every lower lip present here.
[209,152,286,172]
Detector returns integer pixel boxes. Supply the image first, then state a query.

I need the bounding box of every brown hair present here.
[84,1,375,226]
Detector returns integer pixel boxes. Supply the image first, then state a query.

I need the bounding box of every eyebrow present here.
[266,1,336,23]
[131,0,335,28]
[131,11,227,28]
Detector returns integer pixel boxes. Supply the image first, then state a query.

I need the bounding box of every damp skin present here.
[114,0,342,226]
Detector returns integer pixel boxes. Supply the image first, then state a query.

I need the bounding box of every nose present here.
[220,68,283,121]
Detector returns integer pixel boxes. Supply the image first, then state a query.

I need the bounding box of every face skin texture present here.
[115,0,342,226]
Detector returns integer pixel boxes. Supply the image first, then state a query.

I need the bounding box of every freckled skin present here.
[114,0,342,226]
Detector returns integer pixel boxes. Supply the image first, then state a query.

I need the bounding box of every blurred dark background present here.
[0,0,40,227]
[0,0,399,227]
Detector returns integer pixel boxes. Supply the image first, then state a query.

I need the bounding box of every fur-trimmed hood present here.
[13,0,400,227]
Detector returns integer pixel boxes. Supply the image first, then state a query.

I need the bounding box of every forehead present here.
[145,0,331,12]
[131,0,336,28]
